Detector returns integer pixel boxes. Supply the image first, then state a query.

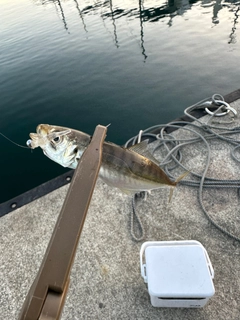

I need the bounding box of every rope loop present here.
[204,94,237,117]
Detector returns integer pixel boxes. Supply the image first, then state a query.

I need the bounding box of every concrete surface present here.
[1,99,240,320]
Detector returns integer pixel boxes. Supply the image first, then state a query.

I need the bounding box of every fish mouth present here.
[27,124,71,149]
[27,125,52,149]
[28,133,42,149]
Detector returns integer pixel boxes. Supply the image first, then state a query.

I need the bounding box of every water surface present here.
[0,0,239,202]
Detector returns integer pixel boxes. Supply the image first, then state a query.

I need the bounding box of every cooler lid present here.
[141,241,215,298]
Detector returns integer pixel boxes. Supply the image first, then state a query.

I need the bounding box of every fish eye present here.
[53,136,60,143]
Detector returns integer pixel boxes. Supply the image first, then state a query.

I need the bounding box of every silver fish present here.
[27,124,186,195]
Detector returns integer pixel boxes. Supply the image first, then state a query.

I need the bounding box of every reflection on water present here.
[1,0,240,202]
[228,5,240,44]
[30,0,240,70]
[139,0,147,60]
[73,0,88,32]
[33,0,240,48]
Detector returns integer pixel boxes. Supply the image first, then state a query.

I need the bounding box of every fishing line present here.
[0,132,30,149]
[126,94,240,243]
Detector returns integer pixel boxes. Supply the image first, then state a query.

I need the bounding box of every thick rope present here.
[127,94,240,242]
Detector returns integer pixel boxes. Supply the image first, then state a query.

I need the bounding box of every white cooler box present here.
[140,240,215,308]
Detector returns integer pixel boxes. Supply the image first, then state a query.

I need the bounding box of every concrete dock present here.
[0,92,240,319]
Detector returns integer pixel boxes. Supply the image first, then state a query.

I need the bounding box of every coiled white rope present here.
[125,94,240,242]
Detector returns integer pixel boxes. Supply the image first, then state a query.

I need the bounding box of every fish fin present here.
[128,140,160,165]
[169,171,188,202]
[119,188,134,195]
[168,172,189,202]
[144,190,153,200]
[138,191,150,201]
[169,187,174,203]
[175,171,189,184]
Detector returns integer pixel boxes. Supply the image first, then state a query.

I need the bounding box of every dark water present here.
[0,0,239,203]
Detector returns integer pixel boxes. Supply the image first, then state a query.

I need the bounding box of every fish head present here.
[27,124,82,168]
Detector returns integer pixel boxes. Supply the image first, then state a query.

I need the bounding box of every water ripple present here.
[0,0,240,201]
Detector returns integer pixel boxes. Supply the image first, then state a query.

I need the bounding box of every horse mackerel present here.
[27,124,187,195]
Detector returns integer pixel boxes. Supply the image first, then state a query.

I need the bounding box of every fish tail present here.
[169,171,188,202]
[174,171,189,185]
